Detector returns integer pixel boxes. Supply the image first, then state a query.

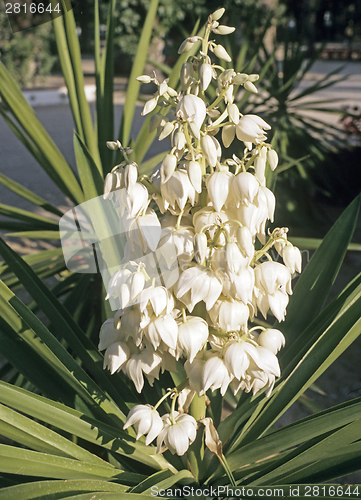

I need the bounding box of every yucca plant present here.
[0,2,361,498]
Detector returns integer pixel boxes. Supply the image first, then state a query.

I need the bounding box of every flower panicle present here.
[99,8,301,458]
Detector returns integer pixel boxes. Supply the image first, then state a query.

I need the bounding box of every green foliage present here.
[0,5,54,87]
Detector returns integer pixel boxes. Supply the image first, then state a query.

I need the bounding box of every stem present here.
[154,389,173,411]
[176,209,184,230]
[208,108,229,129]
[182,307,187,322]
[187,394,206,481]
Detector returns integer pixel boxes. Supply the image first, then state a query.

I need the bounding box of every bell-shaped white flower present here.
[185,356,207,395]
[211,244,249,278]
[146,314,178,351]
[207,170,234,212]
[157,412,197,456]
[201,354,233,395]
[267,289,289,322]
[236,114,271,144]
[223,340,260,380]
[106,268,132,300]
[231,266,255,304]
[139,286,174,317]
[176,94,206,138]
[258,186,275,223]
[255,261,292,296]
[237,201,266,237]
[236,226,254,258]
[158,224,194,268]
[282,243,302,274]
[256,346,281,378]
[98,319,122,351]
[177,316,209,362]
[161,169,197,211]
[193,206,228,241]
[128,270,146,302]
[126,349,162,393]
[257,328,285,354]
[176,265,222,311]
[123,404,163,445]
[233,172,259,205]
[224,241,245,275]
[208,298,249,333]
[119,182,149,218]
[103,341,130,375]
[125,209,161,253]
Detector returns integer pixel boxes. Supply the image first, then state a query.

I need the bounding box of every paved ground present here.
[1,59,361,483]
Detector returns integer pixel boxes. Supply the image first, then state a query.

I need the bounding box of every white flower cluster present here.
[99,8,302,457]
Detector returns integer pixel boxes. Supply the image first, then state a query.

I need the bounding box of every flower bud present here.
[254,155,266,185]
[187,160,202,193]
[142,96,158,115]
[236,226,254,258]
[106,140,120,150]
[194,232,208,264]
[178,38,195,54]
[161,154,177,183]
[213,44,232,62]
[224,85,234,104]
[244,81,258,93]
[124,162,138,193]
[200,63,213,91]
[173,129,186,150]
[222,124,235,148]
[211,7,225,21]
[232,73,248,85]
[178,316,209,362]
[103,172,117,200]
[149,113,163,133]
[158,121,175,141]
[136,75,152,83]
[267,149,279,170]
[257,329,285,354]
[248,74,259,82]
[180,61,194,91]
[227,103,239,124]
[201,135,218,167]
[213,25,236,35]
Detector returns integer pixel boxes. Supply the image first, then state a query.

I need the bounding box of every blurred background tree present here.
[0,3,54,87]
